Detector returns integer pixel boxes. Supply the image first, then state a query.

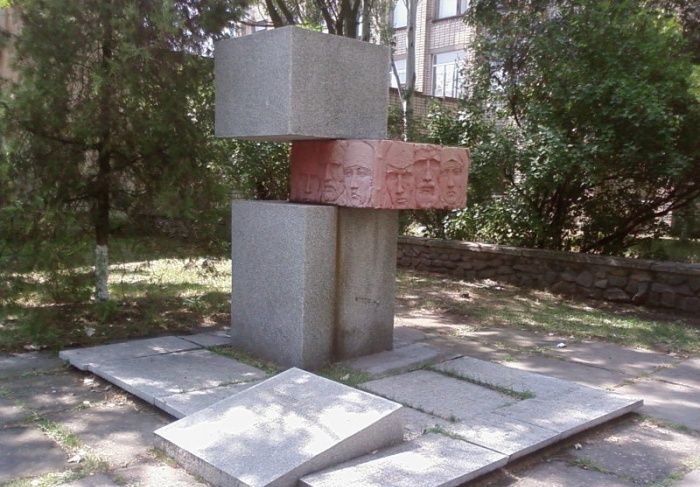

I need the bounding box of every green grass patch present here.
[396,270,700,353]
[428,366,535,400]
[210,346,282,375]
[318,365,373,387]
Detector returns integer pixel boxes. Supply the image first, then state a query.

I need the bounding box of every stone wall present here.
[397,236,700,312]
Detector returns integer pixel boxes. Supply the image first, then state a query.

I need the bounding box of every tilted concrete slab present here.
[360,370,515,420]
[59,336,201,371]
[89,349,266,405]
[493,387,643,436]
[155,381,261,419]
[433,356,580,398]
[300,433,507,487]
[154,368,404,487]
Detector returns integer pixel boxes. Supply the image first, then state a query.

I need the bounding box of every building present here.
[0,7,20,82]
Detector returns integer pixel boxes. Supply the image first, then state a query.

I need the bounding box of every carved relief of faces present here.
[319,141,347,204]
[439,147,467,206]
[383,142,415,209]
[413,144,441,208]
[290,142,321,202]
[343,141,375,206]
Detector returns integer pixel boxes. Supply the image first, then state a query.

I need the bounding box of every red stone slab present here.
[290,140,470,209]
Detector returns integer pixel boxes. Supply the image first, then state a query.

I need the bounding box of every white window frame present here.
[436,0,469,20]
[432,50,465,98]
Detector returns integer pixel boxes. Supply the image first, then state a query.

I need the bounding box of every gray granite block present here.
[493,387,643,437]
[300,433,507,487]
[360,370,514,421]
[89,349,266,405]
[433,356,579,398]
[215,26,389,140]
[178,331,231,348]
[231,201,337,369]
[59,336,201,371]
[334,209,398,360]
[154,381,261,419]
[154,368,404,487]
[343,343,459,377]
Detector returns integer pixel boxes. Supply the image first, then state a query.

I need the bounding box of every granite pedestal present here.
[231,201,337,369]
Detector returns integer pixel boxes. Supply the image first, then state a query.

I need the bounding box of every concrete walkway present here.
[1,319,699,486]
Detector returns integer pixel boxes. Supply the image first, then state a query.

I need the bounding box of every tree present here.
[436,0,700,254]
[2,0,247,300]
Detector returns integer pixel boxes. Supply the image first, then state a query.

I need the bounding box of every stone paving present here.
[1,321,699,486]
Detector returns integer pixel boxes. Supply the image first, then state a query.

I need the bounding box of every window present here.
[432,50,465,98]
[436,0,468,19]
[390,58,406,88]
[393,0,407,28]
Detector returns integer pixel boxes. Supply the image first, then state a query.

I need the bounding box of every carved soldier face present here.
[343,141,374,206]
[439,148,467,206]
[291,142,321,202]
[413,144,441,208]
[319,141,346,204]
[384,143,415,209]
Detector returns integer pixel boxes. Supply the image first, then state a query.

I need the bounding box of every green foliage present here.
[223,141,290,200]
[424,1,700,254]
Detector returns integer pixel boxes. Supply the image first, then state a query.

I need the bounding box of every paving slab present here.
[60,336,201,371]
[154,380,261,419]
[4,371,112,414]
[493,387,642,436]
[677,470,700,487]
[548,340,675,376]
[503,354,629,390]
[433,356,579,398]
[47,403,170,467]
[0,426,67,483]
[114,458,208,486]
[615,378,700,430]
[178,331,231,348]
[653,357,700,389]
[300,433,507,487]
[497,460,634,487]
[360,370,515,421]
[154,368,404,487]
[393,326,429,348]
[343,343,459,377]
[423,334,519,362]
[89,348,266,405]
[0,351,64,378]
[0,397,30,427]
[61,474,119,486]
[570,419,700,485]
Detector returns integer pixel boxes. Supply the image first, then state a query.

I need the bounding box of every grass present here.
[318,365,373,387]
[210,346,282,375]
[428,366,535,400]
[2,236,699,355]
[396,271,700,354]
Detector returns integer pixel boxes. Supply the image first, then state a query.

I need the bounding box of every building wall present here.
[0,7,20,82]
[397,236,700,312]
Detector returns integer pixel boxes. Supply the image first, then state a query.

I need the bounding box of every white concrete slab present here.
[59,336,201,371]
[155,381,261,419]
[89,349,266,405]
[344,343,459,377]
[178,331,231,348]
[154,368,405,487]
[300,433,507,487]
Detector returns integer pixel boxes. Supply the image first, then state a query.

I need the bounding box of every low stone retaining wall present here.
[397,236,700,312]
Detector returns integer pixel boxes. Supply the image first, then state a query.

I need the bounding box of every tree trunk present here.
[403,0,417,141]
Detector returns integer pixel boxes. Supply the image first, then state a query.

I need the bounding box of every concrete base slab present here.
[154,368,404,487]
[493,387,642,436]
[615,378,699,430]
[343,343,458,377]
[652,357,700,389]
[433,356,580,398]
[89,349,266,405]
[300,433,507,487]
[155,381,261,419]
[59,336,201,371]
[360,370,515,420]
[179,331,231,348]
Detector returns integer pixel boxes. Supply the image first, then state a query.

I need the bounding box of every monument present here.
[217,26,470,368]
